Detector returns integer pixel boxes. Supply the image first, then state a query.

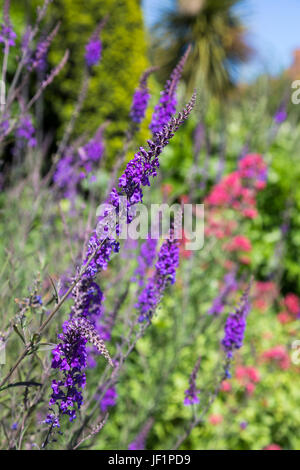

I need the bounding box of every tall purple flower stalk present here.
[193,121,205,157]
[79,95,196,327]
[184,356,201,406]
[130,67,157,125]
[0,115,10,138]
[47,92,196,427]
[221,283,251,360]
[134,236,157,287]
[149,45,191,136]
[136,230,179,323]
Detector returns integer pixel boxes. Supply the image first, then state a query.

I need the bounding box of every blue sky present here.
[142,0,300,82]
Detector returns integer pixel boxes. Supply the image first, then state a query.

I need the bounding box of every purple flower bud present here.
[85,38,102,67]
[15,116,37,148]
[208,271,238,316]
[184,356,201,406]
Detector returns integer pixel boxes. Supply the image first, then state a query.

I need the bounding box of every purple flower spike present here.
[48,92,196,426]
[184,356,201,406]
[83,129,104,163]
[274,108,287,124]
[0,1,16,48]
[208,271,238,316]
[150,45,191,136]
[0,24,16,47]
[130,67,157,125]
[48,317,112,425]
[134,237,157,287]
[136,230,179,323]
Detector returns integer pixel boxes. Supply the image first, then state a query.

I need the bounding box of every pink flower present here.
[225,236,252,253]
[209,414,223,425]
[238,153,267,187]
[284,293,300,316]
[277,311,292,324]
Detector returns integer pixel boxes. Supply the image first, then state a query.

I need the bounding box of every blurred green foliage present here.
[6,0,148,161]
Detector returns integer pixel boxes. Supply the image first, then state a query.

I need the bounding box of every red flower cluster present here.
[284,293,300,316]
[179,229,193,259]
[236,365,260,396]
[205,153,267,220]
[277,293,300,324]
[261,345,290,370]
[253,281,278,312]
[209,414,223,425]
[238,153,267,191]
[205,212,237,240]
